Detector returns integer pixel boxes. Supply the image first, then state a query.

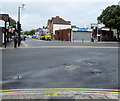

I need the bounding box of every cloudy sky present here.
[1,0,119,31]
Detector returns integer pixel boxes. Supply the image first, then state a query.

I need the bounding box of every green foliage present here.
[97,5,120,30]
[21,32,25,35]
[23,30,35,35]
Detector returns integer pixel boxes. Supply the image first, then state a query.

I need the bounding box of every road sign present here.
[91,23,98,27]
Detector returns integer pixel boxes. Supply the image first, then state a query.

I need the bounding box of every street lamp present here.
[17,4,25,47]
[97,9,104,42]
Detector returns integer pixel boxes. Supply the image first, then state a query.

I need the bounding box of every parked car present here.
[32,35,36,39]
[28,35,32,38]
[20,35,26,41]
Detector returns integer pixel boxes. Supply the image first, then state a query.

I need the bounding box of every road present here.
[1,38,119,90]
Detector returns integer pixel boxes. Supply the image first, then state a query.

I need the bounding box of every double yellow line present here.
[0,88,120,94]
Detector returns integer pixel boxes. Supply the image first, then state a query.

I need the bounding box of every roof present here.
[0,14,16,25]
[50,16,71,25]
[0,14,9,22]
[9,17,16,26]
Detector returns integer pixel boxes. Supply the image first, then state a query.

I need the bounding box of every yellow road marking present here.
[1,88,120,92]
[53,93,58,96]
[1,89,120,94]
[1,90,46,94]
[45,93,50,96]
[1,91,119,94]
[1,88,120,95]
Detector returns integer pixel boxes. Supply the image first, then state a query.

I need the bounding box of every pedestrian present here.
[91,38,94,42]
[14,34,18,48]
[82,38,84,43]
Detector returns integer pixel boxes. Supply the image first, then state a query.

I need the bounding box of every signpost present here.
[91,23,98,29]
[91,23,98,42]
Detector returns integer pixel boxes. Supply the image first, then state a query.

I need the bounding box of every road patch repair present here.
[1,88,119,100]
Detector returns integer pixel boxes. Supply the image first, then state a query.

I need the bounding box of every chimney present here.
[56,16,60,18]
[66,21,71,24]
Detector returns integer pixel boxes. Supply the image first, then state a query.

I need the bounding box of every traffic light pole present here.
[18,7,21,47]
[4,21,7,48]
[17,21,21,47]
[17,4,25,47]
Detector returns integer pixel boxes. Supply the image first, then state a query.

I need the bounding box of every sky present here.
[0,0,119,31]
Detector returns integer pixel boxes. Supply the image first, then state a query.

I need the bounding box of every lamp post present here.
[17,4,25,47]
[97,9,104,42]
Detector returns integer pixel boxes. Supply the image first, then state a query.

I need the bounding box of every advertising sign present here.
[0,20,5,27]
[77,28,88,32]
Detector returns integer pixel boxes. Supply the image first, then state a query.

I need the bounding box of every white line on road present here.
[20,46,119,49]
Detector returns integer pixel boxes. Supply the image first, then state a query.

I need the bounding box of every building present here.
[73,30,91,42]
[99,27,118,41]
[0,14,9,47]
[47,16,71,36]
[35,28,44,35]
[55,28,91,42]
[0,14,16,47]
[35,27,46,39]
[55,29,72,41]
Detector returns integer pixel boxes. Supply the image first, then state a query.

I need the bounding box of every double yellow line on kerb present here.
[0,88,120,95]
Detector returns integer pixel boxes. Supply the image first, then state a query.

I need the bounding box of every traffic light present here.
[91,26,94,29]
[19,24,21,31]
[17,21,22,31]
[17,21,19,30]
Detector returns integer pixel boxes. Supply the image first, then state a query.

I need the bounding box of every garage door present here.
[73,31,91,42]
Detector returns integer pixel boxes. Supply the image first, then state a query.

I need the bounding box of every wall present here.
[55,29,72,41]
[53,24,71,35]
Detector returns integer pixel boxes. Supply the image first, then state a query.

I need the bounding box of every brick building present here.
[47,16,71,36]
[55,29,72,41]
[0,14,16,47]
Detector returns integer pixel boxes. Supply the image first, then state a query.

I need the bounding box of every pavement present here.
[0,39,120,100]
[0,40,28,49]
[0,39,119,49]
[52,39,119,43]
[1,88,120,100]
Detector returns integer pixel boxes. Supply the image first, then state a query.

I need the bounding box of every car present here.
[32,35,36,38]
[20,35,26,41]
[28,35,32,38]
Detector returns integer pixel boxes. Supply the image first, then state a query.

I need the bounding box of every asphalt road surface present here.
[1,38,119,90]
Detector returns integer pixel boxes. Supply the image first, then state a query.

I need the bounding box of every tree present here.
[24,30,35,35]
[97,5,120,41]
